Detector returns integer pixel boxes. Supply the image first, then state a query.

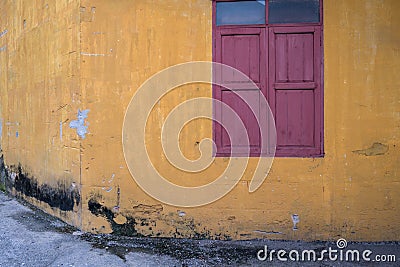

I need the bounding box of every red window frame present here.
[212,0,324,158]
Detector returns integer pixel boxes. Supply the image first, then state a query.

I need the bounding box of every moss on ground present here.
[0,182,5,192]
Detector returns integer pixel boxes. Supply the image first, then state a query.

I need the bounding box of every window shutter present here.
[214,27,267,156]
[268,26,322,157]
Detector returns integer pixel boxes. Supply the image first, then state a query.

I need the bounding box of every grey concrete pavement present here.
[0,192,180,267]
[0,191,399,266]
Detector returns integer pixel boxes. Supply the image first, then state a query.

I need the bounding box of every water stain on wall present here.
[6,165,80,211]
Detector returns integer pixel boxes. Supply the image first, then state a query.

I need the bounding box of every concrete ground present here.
[0,191,399,267]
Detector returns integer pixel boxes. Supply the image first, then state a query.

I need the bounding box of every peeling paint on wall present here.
[101,173,115,192]
[178,210,186,217]
[59,121,63,141]
[291,214,300,231]
[69,109,89,139]
[131,204,163,215]
[87,198,222,239]
[88,198,142,236]
[5,121,19,126]
[0,29,7,38]
[352,142,389,156]
[80,52,106,57]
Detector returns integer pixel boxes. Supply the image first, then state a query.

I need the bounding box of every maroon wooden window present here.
[213,0,323,157]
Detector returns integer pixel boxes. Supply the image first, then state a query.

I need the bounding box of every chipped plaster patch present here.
[59,121,63,141]
[69,109,89,139]
[291,214,300,231]
[80,52,106,57]
[0,29,7,38]
[352,142,389,156]
[113,214,128,225]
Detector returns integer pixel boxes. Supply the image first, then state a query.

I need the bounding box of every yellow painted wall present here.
[0,0,399,241]
[0,0,82,226]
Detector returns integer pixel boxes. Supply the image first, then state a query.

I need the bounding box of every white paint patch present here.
[69,109,89,139]
[178,211,186,217]
[5,121,19,126]
[102,173,115,193]
[0,29,7,38]
[0,45,6,52]
[80,52,106,57]
[59,121,63,141]
[10,172,16,181]
[291,214,300,231]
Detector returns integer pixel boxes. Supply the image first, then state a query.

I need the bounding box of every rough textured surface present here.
[0,191,180,267]
[9,165,80,211]
[1,191,399,266]
[0,0,399,241]
[79,0,400,241]
[0,0,82,228]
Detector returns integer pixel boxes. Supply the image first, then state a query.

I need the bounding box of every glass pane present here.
[268,0,320,24]
[216,1,266,26]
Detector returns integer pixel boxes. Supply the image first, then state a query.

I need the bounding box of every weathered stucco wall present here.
[323,0,400,241]
[0,0,399,241]
[0,0,82,227]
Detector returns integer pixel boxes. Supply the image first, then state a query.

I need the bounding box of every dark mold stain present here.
[0,153,8,192]
[88,198,141,237]
[88,199,231,241]
[7,164,80,212]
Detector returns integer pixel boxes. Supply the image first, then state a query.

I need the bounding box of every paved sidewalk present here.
[0,192,180,267]
[0,191,399,266]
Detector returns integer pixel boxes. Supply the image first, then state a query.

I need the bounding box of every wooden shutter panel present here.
[269,26,322,157]
[214,27,267,156]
